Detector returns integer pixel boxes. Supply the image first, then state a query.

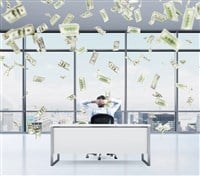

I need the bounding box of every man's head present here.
[96,95,106,107]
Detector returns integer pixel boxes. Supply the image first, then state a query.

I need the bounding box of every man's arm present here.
[109,98,121,114]
[81,100,96,110]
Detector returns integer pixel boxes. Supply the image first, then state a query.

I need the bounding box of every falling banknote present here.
[127,26,141,33]
[97,70,111,84]
[25,53,37,66]
[85,0,94,10]
[80,11,93,18]
[155,98,166,107]
[2,3,27,23]
[134,8,142,22]
[35,106,47,118]
[181,8,195,30]
[59,23,80,36]
[58,59,70,70]
[113,41,120,51]
[108,61,119,73]
[159,29,179,51]
[149,11,167,25]
[36,23,48,33]
[99,8,109,22]
[195,2,200,19]
[186,96,194,105]
[0,55,5,62]
[6,40,20,54]
[76,47,87,54]
[137,74,145,83]
[33,76,45,82]
[89,51,99,65]
[151,74,160,89]
[67,94,76,100]
[79,77,86,91]
[53,0,65,9]
[95,26,106,35]
[62,13,74,24]
[35,37,46,52]
[163,1,178,21]
[49,13,61,26]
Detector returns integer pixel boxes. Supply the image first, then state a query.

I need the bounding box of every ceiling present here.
[0,0,200,32]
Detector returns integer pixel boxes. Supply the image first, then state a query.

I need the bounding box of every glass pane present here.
[26,112,74,132]
[26,33,69,49]
[127,33,176,50]
[127,111,175,133]
[0,52,22,110]
[76,52,124,119]
[178,33,200,50]
[26,52,74,110]
[77,33,125,49]
[178,112,200,133]
[0,33,22,49]
[178,52,199,110]
[127,52,174,110]
[0,112,23,132]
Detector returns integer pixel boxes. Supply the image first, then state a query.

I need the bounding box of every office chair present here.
[86,113,117,160]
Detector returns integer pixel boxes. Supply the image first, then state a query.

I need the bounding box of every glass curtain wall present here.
[0,32,199,133]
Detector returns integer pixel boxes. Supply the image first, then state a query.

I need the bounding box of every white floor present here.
[0,134,199,176]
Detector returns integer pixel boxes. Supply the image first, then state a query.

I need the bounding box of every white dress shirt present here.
[81,98,121,118]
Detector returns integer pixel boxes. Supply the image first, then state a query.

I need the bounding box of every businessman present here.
[81,95,121,118]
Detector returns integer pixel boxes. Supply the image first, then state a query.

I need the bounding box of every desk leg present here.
[141,153,150,166]
[51,153,60,166]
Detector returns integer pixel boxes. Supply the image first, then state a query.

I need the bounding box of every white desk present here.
[50,124,151,166]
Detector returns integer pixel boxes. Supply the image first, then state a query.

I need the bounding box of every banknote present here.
[97,70,111,84]
[58,59,70,70]
[89,51,99,65]
[163,1,178,21]
[152,91,163,98]
[134,8,142,22]
[85,0,94,10]
[186,96,193,105]
[4,24,35,40]
[50,13,61,26]
[2,3,27,23]
[195,2,200,19]
[33,76,45,82]
[67,94,76,100]
[99,8,109,22]
[6,40,20,54]
[159,29,179,51]
[76,47,87,54]
[36,23,48,33]
[137,74,145,83]
[113,41,120,51]
[25,53,37,66]
[35,37,46,52]
[41,0,54,4]
[53,0,65,9]
[151,74,160,89]
[155,98,166,107]
[181,8,195,30]
[79,77,86,91]
[59,23,80,36]
[95,26,106,35]
[108,61,119,73]
[35,106,47,118]
[80,11,93,18]
[62,13,74,24]
[149,11,167,25]
[127,26,141,33]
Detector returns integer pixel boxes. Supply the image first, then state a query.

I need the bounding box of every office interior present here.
[0,0,199,175]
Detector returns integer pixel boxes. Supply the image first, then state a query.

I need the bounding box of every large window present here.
[0,31,199,133]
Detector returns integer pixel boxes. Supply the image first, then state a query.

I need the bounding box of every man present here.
[81,95,121,118]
